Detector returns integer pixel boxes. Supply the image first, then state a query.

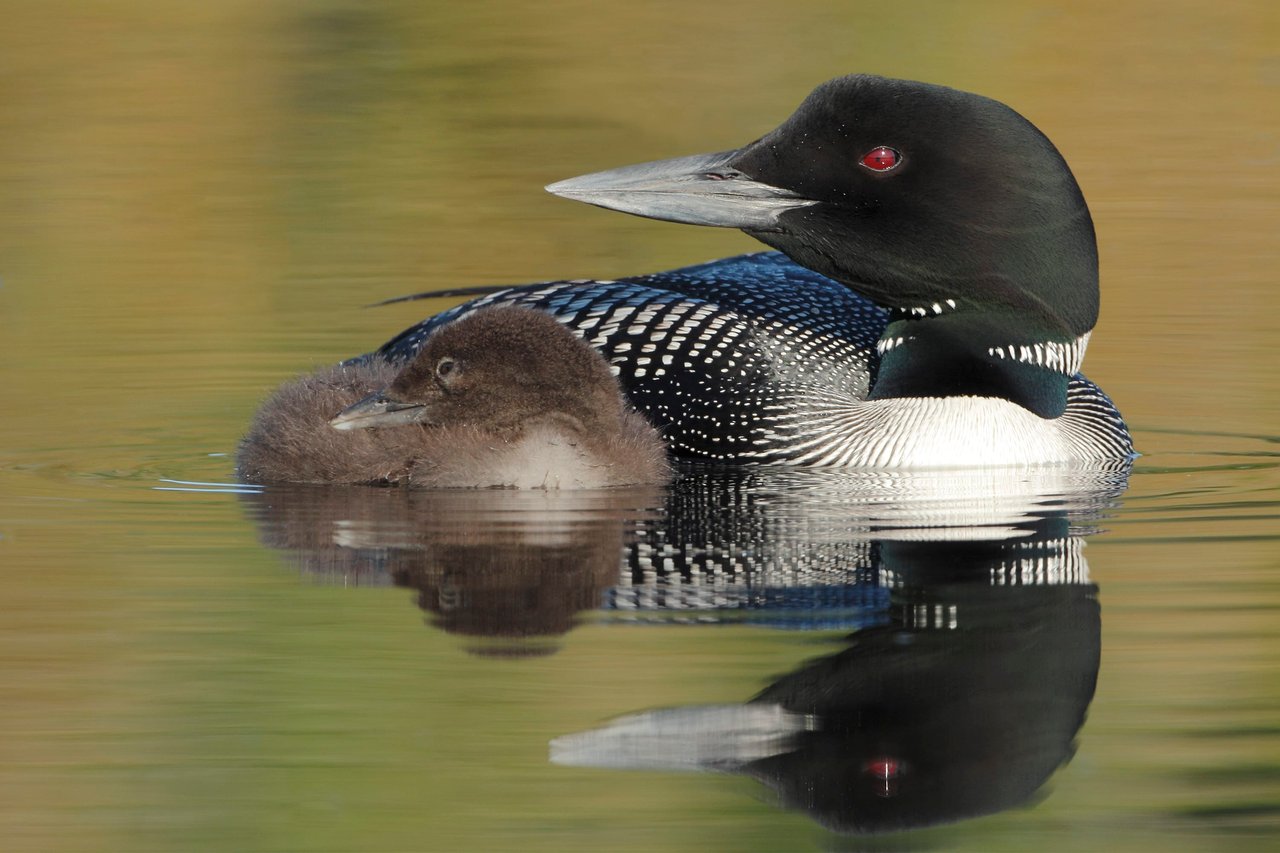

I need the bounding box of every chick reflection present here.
[239,484,662,655]
[552,517,1101,834]
[390,522,619,657]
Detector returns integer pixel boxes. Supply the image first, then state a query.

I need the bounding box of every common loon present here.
[238,307,671,488]
[373,74,1134,468]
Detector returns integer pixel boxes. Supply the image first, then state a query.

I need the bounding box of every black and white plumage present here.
[368,74,1135,468]
[372,253,1131,466]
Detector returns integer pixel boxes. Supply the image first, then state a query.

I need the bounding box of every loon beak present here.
[546,150,815,231]
[329,392,428,431]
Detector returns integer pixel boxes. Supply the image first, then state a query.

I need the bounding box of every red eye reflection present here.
[863,755,906,798]
[860,146,901,172]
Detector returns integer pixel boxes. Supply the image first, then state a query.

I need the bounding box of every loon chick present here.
[238,307,671,488]
[373,74,1134,468]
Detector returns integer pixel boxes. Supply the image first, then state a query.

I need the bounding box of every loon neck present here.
[868,310,1091,418]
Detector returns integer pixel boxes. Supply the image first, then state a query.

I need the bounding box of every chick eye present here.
[435,357,456,379]
[860,146,901,172]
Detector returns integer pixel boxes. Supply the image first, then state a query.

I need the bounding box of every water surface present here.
[1,2,1278,850]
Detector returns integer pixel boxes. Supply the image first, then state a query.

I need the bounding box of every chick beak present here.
[329,392,428,431]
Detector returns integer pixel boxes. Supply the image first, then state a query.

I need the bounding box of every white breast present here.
[849,396,1084,467]
[766,393,1113,468]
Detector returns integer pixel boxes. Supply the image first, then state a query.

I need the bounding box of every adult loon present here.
[373,74,1134,468]
[238,307,670,488]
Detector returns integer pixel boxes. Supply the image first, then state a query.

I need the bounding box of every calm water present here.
[2,2,1278,850]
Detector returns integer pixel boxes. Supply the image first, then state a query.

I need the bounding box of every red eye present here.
[860,146,901,172]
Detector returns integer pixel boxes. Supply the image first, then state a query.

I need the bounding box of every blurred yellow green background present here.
[1,1,1277,850]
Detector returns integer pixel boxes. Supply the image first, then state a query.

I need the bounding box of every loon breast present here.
[777,384,1131,467]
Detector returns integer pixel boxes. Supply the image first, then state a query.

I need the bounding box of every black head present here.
[731,76,1097,336]
[330,307,622,432]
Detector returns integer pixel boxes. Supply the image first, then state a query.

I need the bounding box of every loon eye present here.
[860,146,901,172]
[436,357,456,379]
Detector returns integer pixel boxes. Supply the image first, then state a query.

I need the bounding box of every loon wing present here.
[370,252,889,462]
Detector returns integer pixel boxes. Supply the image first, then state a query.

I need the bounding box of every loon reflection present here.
[240,465,1122,829]
[240,463,1124,637]
[553,513,1101,834]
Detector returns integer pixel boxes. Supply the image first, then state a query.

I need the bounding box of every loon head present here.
[547,75,1098,418]
[330,307,623,433]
